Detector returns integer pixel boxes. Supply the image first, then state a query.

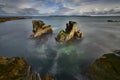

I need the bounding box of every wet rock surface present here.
[31,20,53,38]
[56,21,82,42]
[0,57,29,80]
[88,50,120,80]
[0,57,55,80]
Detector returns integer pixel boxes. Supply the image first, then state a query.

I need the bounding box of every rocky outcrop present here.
[88,50,120,80]
[31,20,53,38]
[55,21,82,42]
[0,57,29,80]
[0,57,55,80]
[107,20,120,22]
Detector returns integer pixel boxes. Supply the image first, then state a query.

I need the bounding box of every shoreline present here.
[0,17,26,22]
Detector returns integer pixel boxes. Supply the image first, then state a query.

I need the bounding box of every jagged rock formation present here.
[31,20,53,38]
[88,50,120,80]
[0,57,55,80]
[55,21,82,42]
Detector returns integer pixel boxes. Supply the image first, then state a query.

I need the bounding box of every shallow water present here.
[0,16,120,80]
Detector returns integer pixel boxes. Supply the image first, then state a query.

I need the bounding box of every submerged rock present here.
[32,20,53,38]
[88,50,120,80]
[55,21,83,42]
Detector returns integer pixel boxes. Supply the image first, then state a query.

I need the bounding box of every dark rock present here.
[107,20,120,22]
[88,51,120,80]
[55,21,83,42]
[31,20,53,38]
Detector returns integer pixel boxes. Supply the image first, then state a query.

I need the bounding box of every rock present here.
[107,20,120,22]
[88,51,120,80]
[55,21,82,42]
[113,50,120,55]
[0,57,29,80]
[31,72,42,80]
[74,30,83,39]
[0,57,56,80]
[32,20,53,38]
[43,72,56,80]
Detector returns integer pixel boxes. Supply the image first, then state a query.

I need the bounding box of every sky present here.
[0,0,120,16]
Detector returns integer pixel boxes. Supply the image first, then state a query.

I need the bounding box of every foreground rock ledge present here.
[88,50,120,80]
[31,20,53,38]
[55,21,83,42]
[0,57,55,80]
[0,57,29,80]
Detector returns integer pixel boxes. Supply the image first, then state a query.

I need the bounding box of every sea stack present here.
[31,20,53,38]
[55,21,83,42]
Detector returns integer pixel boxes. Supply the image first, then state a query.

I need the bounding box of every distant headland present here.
[0,17,26,22]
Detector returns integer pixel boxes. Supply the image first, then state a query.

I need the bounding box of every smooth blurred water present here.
[0,16,120,80]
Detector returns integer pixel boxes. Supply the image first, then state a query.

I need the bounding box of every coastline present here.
[0,17,26,22]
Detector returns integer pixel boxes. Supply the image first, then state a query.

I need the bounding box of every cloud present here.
[18,8,40,15]
[53,6,74,15]
[0,8,6,14]
[81,6,120,15]
[0,3,7,14]
[0,0,120,16]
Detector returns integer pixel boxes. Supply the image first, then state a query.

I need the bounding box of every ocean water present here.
[0,16,120,80]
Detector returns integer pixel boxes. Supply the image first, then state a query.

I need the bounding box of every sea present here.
[0,16,120,80]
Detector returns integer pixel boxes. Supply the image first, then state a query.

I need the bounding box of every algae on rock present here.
[56,21,83,42]
[0,57,29,80]
[88,50,120,80]
[0,57,56,80]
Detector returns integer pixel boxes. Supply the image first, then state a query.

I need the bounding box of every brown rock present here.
[0,57,29,80]
[32,20,53,38]
[0,57,56,80]
[56,21,83,42]
[43,72,56,80]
